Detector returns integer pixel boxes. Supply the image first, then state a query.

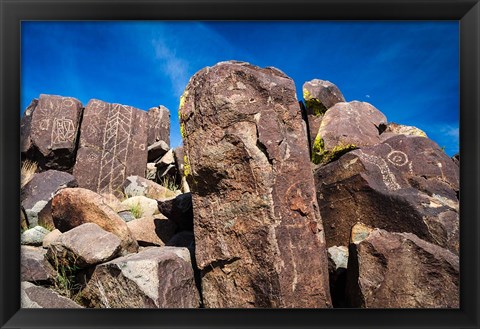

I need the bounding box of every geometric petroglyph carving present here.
[358,150,401,191]
[387,150,409,166]
[51,117,76,145]
[96,104,133,195]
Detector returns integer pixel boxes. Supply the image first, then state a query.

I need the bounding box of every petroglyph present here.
[51,118,76,145]
[357,150,401,191]
[387,150,409,167]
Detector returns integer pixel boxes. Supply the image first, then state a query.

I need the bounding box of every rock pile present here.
[20,61,459,309]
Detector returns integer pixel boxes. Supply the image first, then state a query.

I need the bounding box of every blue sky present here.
[21,21,459,156]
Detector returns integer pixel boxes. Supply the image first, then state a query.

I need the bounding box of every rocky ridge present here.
[20,60,459,308]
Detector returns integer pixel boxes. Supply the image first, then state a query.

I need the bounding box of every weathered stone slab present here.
[179,61,331,308]
[21,246,56,283]
[81,247,200,308]
[21,281,83,308]
[20,99,39,158]
[47,223,122,268]
[312,101,386,165]
[314,135,459,254]
[21,170,77,228]
[127,215,177,246]
[302,79,345,148]
[52,188,138,254]
[123,175,176,199]
[346,226,459,308]
[29,94,83,170]
[73,99,148,197]
[147,105,170,147]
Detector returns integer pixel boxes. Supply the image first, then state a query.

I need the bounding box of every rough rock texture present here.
[73,99,148,198]
[327,246,349,308]
[42,229,62,248]
[21,246,56,283]
[157,193,193,231]
[126,215,177,246]
[21,170,77,228]
[179,61,331,308]
[346,227,459,308]
[314,135,460,254]
[27,94,83,170]
[21,281,83,308]
[21,226,50,246]
[20,99,39,157]
[379,122,427,142]
[47,223,122,268]
[81,247,200,308]
[166,231,195,250]
[147,105,170,147]
[121,196,159,218]
[302,79,345,148]
[123,175,176,200]
[51,188,138,254]
[148,140,169,162]
[312,101,386,165]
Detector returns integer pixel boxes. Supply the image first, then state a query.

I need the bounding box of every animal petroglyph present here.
[96,104,133,195]
[357,150,401,191]
[51,118,76,145]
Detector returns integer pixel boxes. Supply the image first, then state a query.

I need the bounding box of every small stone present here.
[42,229,62,248]
[21,226,50,246]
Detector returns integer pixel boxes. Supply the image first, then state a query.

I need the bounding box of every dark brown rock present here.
[302,79,345,148]
[81,247,200,308]
[21,246,56,284]
[51,188,138,254]
[126,215,177,246]
[179,61,331,308]
[47,223,122,268]
[147,105,170,147]
[452,153,460,166]
[21,281,83,308]
[346,226,459,308]
[20,99,39,158]
[312,101,386,165]
[314,135,459,254]
[29,94,83,171]
[21,170,77,228]
[157,193,193,231]
[73,99,148,198]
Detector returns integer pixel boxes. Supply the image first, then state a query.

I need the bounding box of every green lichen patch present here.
[179,90,188,110]
[180,122,186,139]
[305,99,328,116]
[183,155,191,177]
[312,137,357,165]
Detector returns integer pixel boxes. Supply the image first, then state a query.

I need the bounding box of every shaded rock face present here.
[51,188,138,254]
[20,99,39,157]
[346,228,459,308]
[179,61,331,308]
[302,79,345,149]
[28,94,83,171]
[147,105,170,147]
[47,223,122,268]
[73,99,148,198]
[81,247,200,308]
[126,215,177,246]
[147,140,169,162]
[21,282,83,308]
[21,170,77,228]
[312,101,386,165]
[157,192,193,231]
[314,135,460,254]
[21,246,56,284]
[327,246,348,308]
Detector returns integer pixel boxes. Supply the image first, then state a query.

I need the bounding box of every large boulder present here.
[51,188,139,254]
[26,94,83,171]
[126,215,177,246]
[46,223,122,268]
[21,246,56,284]
[302,79,345,149]
[179,61,331,308]
[312,101,386,165]
[314,135,460,254]
[21,281,83,308]
[81,247,200,308]
[21,170,77,228]
[147,105,170,147]
[346,226,459,308]
[73,99,148,198]
[123,175,176,200]
[20,99,39,158]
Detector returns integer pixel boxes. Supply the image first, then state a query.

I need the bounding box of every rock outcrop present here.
[21,246,56,284]
[179,61,331,308]
[147,105,170,147]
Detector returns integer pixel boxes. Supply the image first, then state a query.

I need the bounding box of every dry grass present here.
[21,160,37,187]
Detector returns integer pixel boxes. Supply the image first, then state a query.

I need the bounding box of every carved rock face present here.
[81,247,200,308]
[73,99,148,198]
[312,101,386,165]
[147,105,170,147]
[20,99,39,157]
[302,79,345,149]
[314,135,459,254]
[28,94,83,171]
[179,61,331,308]
[346,227,459,308]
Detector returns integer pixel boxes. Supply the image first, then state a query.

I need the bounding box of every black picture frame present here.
[1,0,478,328]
